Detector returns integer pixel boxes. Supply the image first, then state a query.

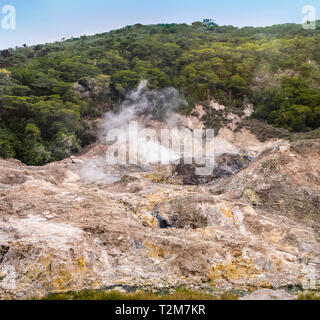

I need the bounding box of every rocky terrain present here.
[0,101,320,300]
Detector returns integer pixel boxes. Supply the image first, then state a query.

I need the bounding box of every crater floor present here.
[0,138,320,299]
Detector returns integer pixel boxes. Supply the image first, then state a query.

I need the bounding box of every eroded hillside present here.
[0,97,319,300]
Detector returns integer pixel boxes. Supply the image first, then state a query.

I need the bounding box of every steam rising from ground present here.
[100,80,187,133]
[79,81,265,183]
[79,81,190,182]
[101,80,191,165]
[79,158,121,184]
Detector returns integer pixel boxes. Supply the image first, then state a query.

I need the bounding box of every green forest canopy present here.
[1,20,320,165]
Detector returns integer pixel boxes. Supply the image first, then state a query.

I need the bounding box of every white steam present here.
[79,81,188,183]
[101,80,187,165]
[79,80,249,184]
[100,80,186,133]
[79,157,120,184]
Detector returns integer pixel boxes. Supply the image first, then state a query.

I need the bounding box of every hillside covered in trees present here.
[1,20,320,165]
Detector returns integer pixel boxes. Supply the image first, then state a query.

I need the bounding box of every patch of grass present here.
[291,128,320,141]
[237,119,292,142]
[238,119,320,142]
[40,288,239,301]
[297,291,320,300]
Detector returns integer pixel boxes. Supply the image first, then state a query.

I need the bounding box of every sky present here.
[0,0,319,49]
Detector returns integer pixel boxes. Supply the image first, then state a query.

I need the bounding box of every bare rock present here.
[0,139,320,299]
[241,289,296,300]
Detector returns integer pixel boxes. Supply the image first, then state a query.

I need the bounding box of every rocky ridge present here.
[0,102,319,300]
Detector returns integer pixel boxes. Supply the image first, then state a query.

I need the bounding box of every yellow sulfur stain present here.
[259,281,272,288]
[208,258,260,282]
[244,189,261,205]
[52,265,72,291]
[271,256,283,269]
[89,281,102,288]
[146,192,166,211]
[135,207,158,228]
[134,190,170,228]
[77,256,86,271]
[144,240,166,260]
[218,202,234,219]
[269,231,282,243]
[196,227,216,238]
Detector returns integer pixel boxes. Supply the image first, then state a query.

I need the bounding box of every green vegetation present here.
[40,288,239,300]
[1,20,320,165]
[252,77,320,131]
[39,288,320,301]
[298,291,320,300]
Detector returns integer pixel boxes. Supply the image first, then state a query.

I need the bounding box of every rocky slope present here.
[0,103,320,300]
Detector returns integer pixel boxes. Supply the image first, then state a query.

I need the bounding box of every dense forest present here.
[1,20,320,165]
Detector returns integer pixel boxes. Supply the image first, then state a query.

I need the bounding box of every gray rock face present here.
[172,154,252,185]
[0,138,320,300]
[241,289,296,300]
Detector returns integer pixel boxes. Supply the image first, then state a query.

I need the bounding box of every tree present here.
[202,19,218,29]
[25,123,41,141]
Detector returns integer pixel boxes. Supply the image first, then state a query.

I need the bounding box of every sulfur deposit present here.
[0,95,319,299]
